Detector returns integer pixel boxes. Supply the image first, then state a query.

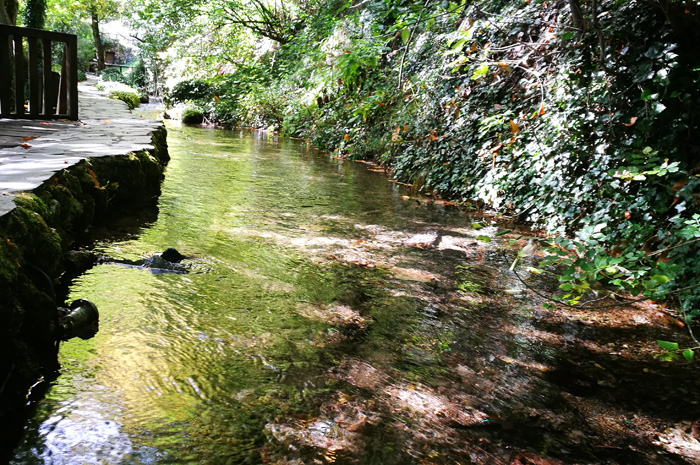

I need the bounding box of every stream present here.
[9,123,700,464]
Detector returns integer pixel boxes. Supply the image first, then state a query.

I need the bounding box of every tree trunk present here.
[91,10,105,71]
[568,0,584,39]
[1,0,18,25]
[0,2,9,24]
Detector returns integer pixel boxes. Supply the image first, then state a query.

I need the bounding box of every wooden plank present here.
[27,37,39,117]
[0,34,10,117]
[42,38,54,118]
[0,26,78,120]
[66,34,78,120]
[0,24,76,44]
[13,35,24,116]
[57,45,67,116]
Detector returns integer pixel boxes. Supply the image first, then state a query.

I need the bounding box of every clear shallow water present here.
[11,125,482,464]
[11,124,695,465]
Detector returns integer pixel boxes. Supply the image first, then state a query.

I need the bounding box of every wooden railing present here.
[0,25,78,120]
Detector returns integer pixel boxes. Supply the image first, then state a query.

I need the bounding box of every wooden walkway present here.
[0,81,163,216]
[0,119,78,150]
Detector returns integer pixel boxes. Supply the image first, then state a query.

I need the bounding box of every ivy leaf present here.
[651,102,667,115]
[683,349,695,363]
[657,352,679,362]
[656,340,679,351]
[560,31,574,40]
[471,64,489,80]
[649,275,670,285]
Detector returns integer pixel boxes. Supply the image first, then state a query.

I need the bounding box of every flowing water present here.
[9,124,700,464]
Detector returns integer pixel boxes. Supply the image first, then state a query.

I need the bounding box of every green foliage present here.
[108,90,140,110]
[122,0,700,321]
[24,0,46,28]
[100,67,131,85]
[168,79,214,104]
[655,340,697,363]
[129,59,148,88]
[181,107,204,124]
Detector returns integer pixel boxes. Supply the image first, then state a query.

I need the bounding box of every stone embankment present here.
[0,81,169,429]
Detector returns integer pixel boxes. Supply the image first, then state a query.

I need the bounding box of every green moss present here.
[0,119,170,420]
[0,240,20,284]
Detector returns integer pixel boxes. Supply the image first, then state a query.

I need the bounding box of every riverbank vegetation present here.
[137,0,700,344]
[5,0,699,342]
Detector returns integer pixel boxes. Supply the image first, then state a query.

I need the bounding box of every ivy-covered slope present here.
[168,0,700,318]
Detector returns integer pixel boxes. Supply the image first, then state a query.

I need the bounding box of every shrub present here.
[129,59,148,89]
[181,107,204,124]
[108,90,140,110]
[100,67,131,85]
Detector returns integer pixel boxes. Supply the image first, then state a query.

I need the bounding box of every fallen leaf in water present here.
[19,143,31,149]
[6,238,17,248]
[22,136,36,141]
[39,122,51,125]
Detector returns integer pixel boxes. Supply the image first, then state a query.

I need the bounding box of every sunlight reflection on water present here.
[10,124,505,465]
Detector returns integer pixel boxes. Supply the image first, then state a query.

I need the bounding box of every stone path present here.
[0,81,163,216]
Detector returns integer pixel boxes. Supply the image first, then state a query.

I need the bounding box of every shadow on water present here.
[8,123,700,464]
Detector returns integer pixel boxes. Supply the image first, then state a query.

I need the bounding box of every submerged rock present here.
[103,248,190,274]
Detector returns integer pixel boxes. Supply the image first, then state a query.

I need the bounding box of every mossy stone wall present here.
[0,125,169,432]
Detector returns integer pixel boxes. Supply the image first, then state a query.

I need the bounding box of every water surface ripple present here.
[11,125,698,465]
